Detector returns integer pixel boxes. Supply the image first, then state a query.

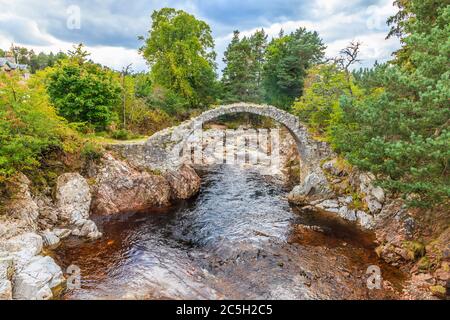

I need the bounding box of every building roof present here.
[0,58,29,71]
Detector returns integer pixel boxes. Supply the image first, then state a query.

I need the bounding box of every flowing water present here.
[52,165,405,300]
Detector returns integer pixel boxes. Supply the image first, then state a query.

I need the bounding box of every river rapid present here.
[52,165,405,300]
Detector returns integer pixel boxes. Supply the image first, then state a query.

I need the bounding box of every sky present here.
[0,0,401,75]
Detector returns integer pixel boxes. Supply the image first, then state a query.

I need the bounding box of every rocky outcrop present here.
[165,164,201,200]
[0,172,102,300]
[288,158,387,229]
[0,232,64,300]
[12,255,64,300]
[288,172,331,205]
[91,154,171,215]
[91,153,201,215]
[55,173,92,224]
[3,174,39,232]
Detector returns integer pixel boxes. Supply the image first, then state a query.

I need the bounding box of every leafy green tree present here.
[46,44,121,131]
[293,64,357,135]
[263,28,325,110]
[140,8,218,113]
[0,72,75,181]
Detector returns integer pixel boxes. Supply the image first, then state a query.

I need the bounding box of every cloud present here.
[0,0,400,72]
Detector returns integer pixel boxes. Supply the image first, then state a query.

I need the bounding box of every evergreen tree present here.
[221,31,264,103]
[331,0,450,206]
[262,28,325,110]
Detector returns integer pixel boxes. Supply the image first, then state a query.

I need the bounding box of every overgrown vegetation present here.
[293,1,449,207]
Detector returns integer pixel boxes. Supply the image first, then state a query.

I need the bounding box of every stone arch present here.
[178,103,332,170]
[110,103,335,199]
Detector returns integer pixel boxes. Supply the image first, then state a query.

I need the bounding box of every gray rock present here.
[13,255,64,300]
[371,186,385,204]
[288,172,330,204]
[41,230,60,249]
[1,233,43,267]
[317,199,340,209]
[356,211,375,229]
[338,196,353,205]
[365,196,383,214]
[52,228,71,240]
[55,173,91,224]
[79,220,102,240]
[338,206,357,222]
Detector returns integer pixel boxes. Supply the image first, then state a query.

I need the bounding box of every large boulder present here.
[55,173,91,224]
[0,232,64,300]
[0,233,43,267]
[54,173,102,241]
[91,154,172,215]
[288,172,329,205]
[0,255,14,300]
[4,173,39,232]
[165,164,201,200]
[12,255,64,300]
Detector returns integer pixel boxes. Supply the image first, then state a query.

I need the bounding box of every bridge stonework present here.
[110,103,336,198]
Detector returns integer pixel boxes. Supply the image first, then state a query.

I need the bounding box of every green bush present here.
[0,72,78,182]
[81,141,103,162]
[110,129,132,141]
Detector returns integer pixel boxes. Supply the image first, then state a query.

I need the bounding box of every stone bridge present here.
[111,103,335,197]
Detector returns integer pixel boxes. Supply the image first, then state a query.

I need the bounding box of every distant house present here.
[0,55,30,79]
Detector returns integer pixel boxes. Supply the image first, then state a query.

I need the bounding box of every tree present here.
[221,31,256,103]
[262,28,326,110]
[386,0,450,68]
[293,63,355,135]
[46,44,121,131]
[140,8,218,113]
[1,46,67,73]
[330,0,450,206]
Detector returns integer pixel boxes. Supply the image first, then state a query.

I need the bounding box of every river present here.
[52,165,405,300]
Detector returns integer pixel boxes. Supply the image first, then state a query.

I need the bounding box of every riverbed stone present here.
[55,173,91,224]
[40,230,60,249]
[356,211,375,229]
[338,206,357,222]
[91,154,172,215]
[1,233,43,267]
[12,255,64,300]
[316,199,340,209]
[52,228,72,240]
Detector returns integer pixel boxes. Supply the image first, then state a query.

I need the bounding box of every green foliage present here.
[1,45,67,73]
[80,141,103,162]
[0,72,78,181]
[293,64,353,135]
[109,129,137,141]
[221,29,268,103]
[46,44,121,131]
[262,28,326,110]
[293,1,449,207]
[141,8,218,112]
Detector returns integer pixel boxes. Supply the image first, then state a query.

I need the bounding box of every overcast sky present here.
[0,0,400,74]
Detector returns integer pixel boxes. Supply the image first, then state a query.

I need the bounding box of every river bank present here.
[51,166,405,300]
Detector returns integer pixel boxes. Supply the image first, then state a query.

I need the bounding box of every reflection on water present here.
[52,165,405,300]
